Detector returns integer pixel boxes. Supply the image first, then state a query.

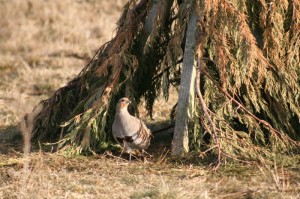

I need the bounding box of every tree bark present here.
[171,7,198,156]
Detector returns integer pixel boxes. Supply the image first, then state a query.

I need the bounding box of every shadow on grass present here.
[0,120,219,168]
[0,125,22,154]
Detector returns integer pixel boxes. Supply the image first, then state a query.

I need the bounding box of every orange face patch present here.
[119,102,129,109]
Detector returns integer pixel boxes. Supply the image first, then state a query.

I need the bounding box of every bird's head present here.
[116,97,131,111]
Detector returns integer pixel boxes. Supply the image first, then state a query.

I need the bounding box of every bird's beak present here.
[127,100,131,104]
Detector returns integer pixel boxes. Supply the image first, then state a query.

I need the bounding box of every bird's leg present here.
[127,147,134,162]
[117,141,126,160]
[119,147,124,159]
[140,150,152,163]
[142,149,153,158]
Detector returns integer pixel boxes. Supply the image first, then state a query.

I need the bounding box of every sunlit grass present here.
[0,1,299,198]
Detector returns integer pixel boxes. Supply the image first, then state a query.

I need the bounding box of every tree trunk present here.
[171,7,198,156]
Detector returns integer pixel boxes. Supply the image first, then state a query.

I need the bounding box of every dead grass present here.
[0,0,124,126]
[0,0,299,198]
[0,150,299,199]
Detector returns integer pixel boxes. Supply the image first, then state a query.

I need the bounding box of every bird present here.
[112,97,152,161]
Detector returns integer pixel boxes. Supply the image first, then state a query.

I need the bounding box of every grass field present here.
[0,1,299,198]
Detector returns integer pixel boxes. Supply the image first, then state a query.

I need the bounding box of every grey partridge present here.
[112,97,152,161]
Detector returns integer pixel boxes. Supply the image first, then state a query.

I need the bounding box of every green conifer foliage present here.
[29,0,300,163]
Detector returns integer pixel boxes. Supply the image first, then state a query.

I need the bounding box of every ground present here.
[0,1,299,198]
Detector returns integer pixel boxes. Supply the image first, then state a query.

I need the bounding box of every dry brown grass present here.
[0,1,299,198]
[0,0,124,126]
[0,150,299,199]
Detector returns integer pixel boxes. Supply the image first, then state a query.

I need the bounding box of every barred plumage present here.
[112,97,152,160]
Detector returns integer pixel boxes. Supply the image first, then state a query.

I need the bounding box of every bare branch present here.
[195,58,221,170]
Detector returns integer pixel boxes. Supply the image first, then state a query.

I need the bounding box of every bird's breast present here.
[113,114,140,136]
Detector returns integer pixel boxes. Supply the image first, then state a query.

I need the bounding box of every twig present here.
[199,145,218,158]
[156,148,169,164]
[152,124,174,134]
[221,152,255,165]
[195,58,221,171]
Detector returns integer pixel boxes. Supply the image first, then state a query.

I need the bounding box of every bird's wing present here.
[112,118,125,145]
[125,118,152,150]
[118,115,142,136]
[113,113,152,150]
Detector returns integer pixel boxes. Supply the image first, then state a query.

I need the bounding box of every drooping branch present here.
[195,58,221,170]
[200,63,300,148]
[30,0,154,152]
